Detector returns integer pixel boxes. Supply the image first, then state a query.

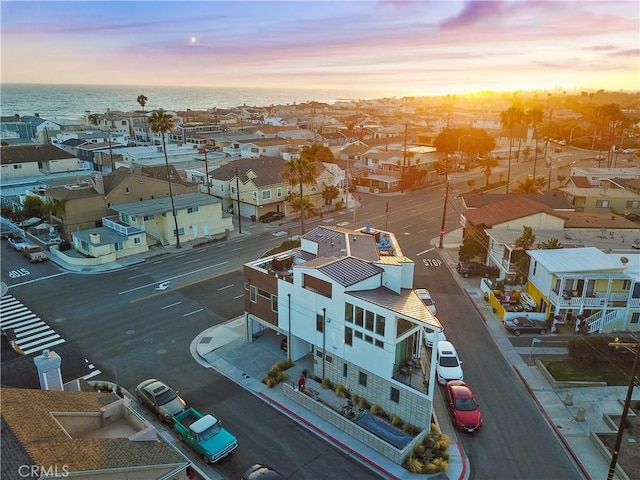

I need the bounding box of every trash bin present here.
[251,215,256,221]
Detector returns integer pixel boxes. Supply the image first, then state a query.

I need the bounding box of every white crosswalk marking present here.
[0,295,100,378]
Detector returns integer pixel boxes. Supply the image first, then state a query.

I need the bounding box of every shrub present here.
[261,361,290,388]
[321,377,333,389]
[403,423,450,474]
[357,397,370,409]
[405,455,424,473]
[334,383,348,398]
[390,413,403,426]
[370,404,385,416]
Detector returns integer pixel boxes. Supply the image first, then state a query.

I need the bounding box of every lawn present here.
[543,359,632,386]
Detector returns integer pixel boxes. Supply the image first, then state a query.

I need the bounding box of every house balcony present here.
[103,216,145,236]
[548,290,637,309]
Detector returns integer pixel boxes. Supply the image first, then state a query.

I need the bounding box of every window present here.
[115,241,124,251]
[252,191,257,201]
[626,200,639,209]
[355,331,362,339]
[134,237,141,245]
[345,303,353,323]
[187,206,199,214]
[375,314,385,335]
[343,363,348,377]
[81,240,89,250]
[345,327,352,346]
[231,186,237,194]
[365,311,374,331]
[390,387,400,403]
[355,306,364,327]
[262,190,271,200]
[250,285,257,302]
[364,334,373,344]
[277,187,283,197]
[287,186,292,195]
[125,187,131,194]
[316,313,324,333]
[173,228,185,236]
[595,200,609,208]
[220,184,224,192]
[631,312,639,324]
[13,164,23,169]
[271,295,278,312]
[143,215,154,221]
[358,371,367,387]
[622,280,631,291]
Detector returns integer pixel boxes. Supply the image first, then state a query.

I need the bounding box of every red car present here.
[444,380,483,433]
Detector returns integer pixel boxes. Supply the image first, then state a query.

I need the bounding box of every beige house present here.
[1,144,81,181]
[559,184,640,216]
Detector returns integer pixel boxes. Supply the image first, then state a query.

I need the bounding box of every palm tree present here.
[137,94,149,143]
[280,151,318,235]
[512,176,540,194]
[478,154,498,187]
[501,106,525,193]
[287,195,317,221]
[526,108,544,179]
[148,109,181,248]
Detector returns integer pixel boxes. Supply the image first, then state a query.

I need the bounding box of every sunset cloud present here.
[1,1,637,96]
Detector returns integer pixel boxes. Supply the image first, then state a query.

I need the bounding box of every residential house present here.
[559,183,640,217]
[0,145,82,181]
[46,181,109,239]
[239,137,290,158]
[208,157,342,220]
[243,225,444,452]
[104,192,232,248]
[18,115,64,142]
[1,387,191,480]
[0,115,35,145]
[525,247,639,333]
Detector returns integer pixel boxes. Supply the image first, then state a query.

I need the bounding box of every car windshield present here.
[200,422,222,441]
[454,398,477,411]
[439,357,459,367]
[155,389,177,405]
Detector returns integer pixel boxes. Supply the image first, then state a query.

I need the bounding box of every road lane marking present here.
[128,274,146,279]
[217,284,233,291]
[161,301,182,309]
[118,261,228,295]
[230,247,243,252]
[416,247,435,256]
[9,271,69,288]
[184,259,200,264]
[234,294,243,299]
[183,309,203,317]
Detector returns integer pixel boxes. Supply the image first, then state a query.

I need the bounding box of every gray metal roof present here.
[302,256,383,287]
[527,247,627,273]
[72,226,130,245]
[348,287,442,330]
[110,192,221,216]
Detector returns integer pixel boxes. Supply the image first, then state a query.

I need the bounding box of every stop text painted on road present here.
[422,258,442,267]
[8,268,30,279]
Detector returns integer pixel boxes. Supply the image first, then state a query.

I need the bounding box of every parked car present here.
[242,464,285,480]
[455,262,498,278]
[503,316,548,336]
[135,378,186,422]
[436,340,463,385]
[1,227,15,239]
[415,288,436,315]
[22,244,47,262]
[174,407,238,464]
[259,211,285,223]
[8,236,29,252]
[444,380,483,433]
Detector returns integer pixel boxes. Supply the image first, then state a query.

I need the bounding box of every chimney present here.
[92,174,104,195]
[34,349,63,391]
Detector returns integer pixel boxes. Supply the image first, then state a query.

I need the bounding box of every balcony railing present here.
[103,216,144,236]
[548,290,637,308]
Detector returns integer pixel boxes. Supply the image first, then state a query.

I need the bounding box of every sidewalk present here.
[189,229,634,480]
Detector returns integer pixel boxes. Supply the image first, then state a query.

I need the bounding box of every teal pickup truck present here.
[173,408,238,464]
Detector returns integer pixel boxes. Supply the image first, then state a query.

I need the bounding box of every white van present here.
[436,341,463,385]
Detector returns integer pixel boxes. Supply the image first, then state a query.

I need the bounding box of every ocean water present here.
[0,83,373,119]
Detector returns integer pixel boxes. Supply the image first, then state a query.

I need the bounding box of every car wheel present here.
[177,432,184,442]
[202,454,211,464]
[513,329,521,336]
[540,329,546,334]
[158,413,165,423]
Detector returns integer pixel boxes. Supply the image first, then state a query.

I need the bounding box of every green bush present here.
[402,423,450,474]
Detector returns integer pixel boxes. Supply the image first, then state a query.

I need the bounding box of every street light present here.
[606,340,639,480]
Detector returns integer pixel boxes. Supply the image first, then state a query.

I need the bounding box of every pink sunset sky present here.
[1,0,638,96]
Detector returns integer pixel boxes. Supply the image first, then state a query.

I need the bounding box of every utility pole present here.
[235,167,242,234]
[401,123,408,194]
[385,202,389,231]
[606,340,639,480]
[438,150,449,249]
[199,148,211,195]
